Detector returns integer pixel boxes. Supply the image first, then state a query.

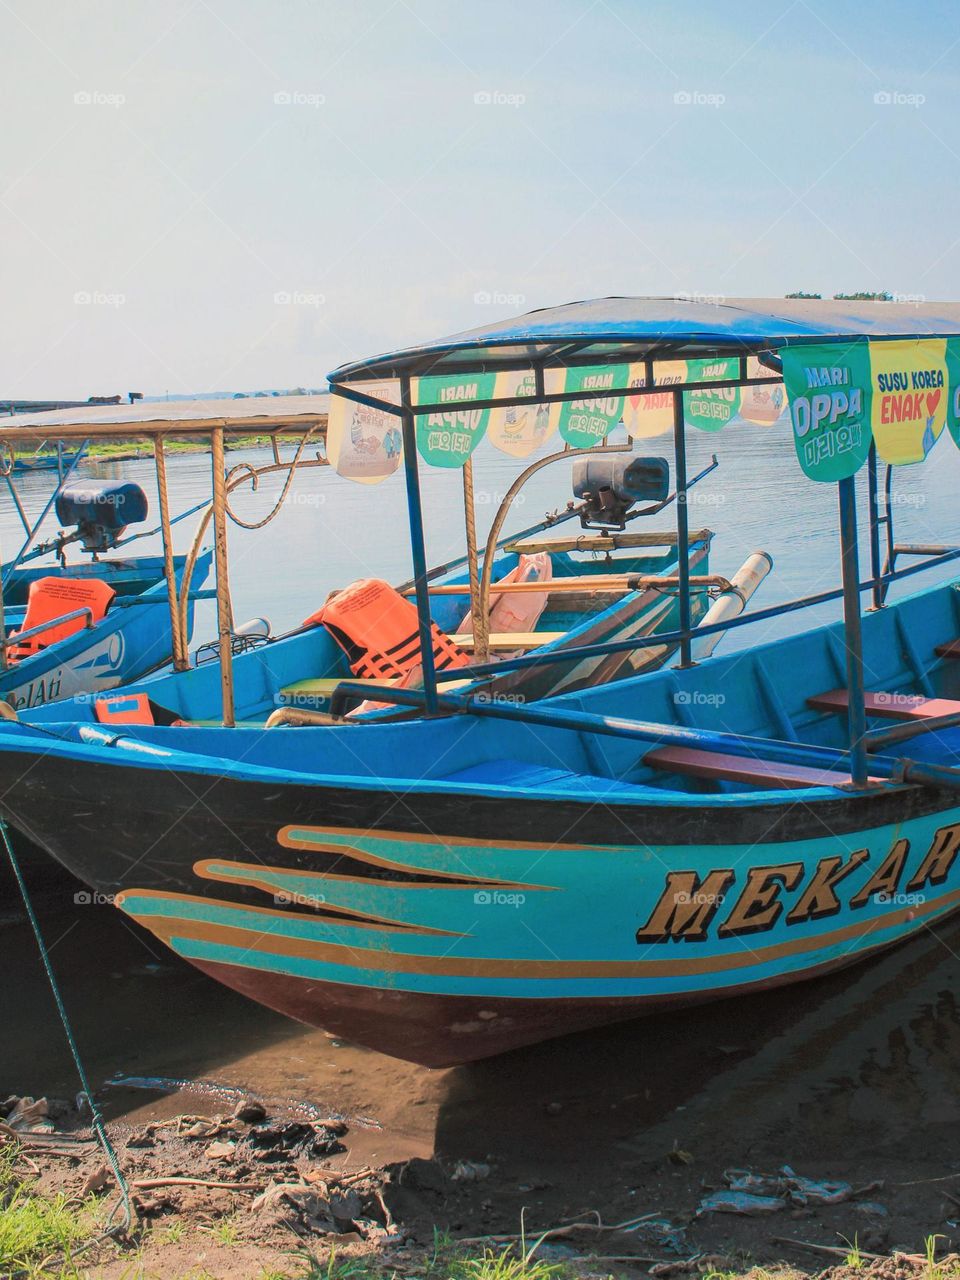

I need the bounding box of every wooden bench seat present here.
[449,631,566,651]
[645,745,868,790]
[808,688,960,721]
[936,640,960,660]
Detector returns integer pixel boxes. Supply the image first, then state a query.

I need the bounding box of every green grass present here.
[840,1234,864,1270]
[200,1213,241,1247]
[450,1246,567,1280]
[0,1147,92,1276]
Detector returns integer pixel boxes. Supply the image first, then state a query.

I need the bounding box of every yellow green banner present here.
[622,360,686,438]
[555,364,629,448]
[413,372,497,467]
[326,383,403,484]
[683,357,742,432]
[486,370,558,458]
[783,337,960,481]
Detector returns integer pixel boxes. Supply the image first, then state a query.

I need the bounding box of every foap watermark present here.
[675,889,726,907]
[874,90,925,108]
[474,290,526,307]
[74,290,126,308]
[872,692,924,710]
[473,90,526,107]
[274,290,325,307]
[74,890,117,906]
[887,491,926,508]
[675,291,726,306]
[874,890,926,907]
[283,491,327,508]
[473,690,527,706]
[674,690,726,707]
[474,889,526,908]
[888,291,926,306]
[274,889,326,907]
[475,489,526,507]
[673,90,725,108]
[274,90,326,108]
[681,490,726,507]
[74,89,125,108]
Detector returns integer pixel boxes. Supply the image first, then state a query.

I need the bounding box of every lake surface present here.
[3,415,960,656]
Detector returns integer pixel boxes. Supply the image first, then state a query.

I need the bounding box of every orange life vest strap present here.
[8,576,116,663]
[305,578,470,682]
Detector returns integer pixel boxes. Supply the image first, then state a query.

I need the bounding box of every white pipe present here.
[690,551,773,661]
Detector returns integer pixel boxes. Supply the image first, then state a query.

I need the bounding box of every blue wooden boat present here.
[9,449,85,475]
[3,298,960,1067]
[0,552,211,712]
[0,474,212,711]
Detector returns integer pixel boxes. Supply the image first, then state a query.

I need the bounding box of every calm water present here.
[4,417,959,657]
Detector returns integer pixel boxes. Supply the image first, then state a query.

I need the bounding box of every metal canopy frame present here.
[327,315,960,790]
[0,406,330,725]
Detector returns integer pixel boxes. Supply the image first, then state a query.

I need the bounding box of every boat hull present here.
[1,738,958,1065]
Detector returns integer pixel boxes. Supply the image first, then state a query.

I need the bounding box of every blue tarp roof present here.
[329,296,960,382]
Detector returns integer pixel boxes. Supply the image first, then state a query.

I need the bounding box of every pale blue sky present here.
[3,0,959,398]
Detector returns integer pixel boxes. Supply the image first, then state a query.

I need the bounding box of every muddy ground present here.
[3,860,960,1277]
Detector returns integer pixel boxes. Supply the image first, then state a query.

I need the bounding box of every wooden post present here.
[154,436,188,672]
[462,457,489,663]
[210,427,235,727]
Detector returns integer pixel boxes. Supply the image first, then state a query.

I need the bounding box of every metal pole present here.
[672,388,692,667]
[154,436,188,672]
[866,442,883,610]
[3,441,89,585]
[462,457,488,663]
[399,377,438,715]
[210,427,235,727]
[838,475,868,786]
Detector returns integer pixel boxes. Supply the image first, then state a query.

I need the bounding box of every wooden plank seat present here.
[449,631,566,651]
[935,640,960,660]
[645,745,868,790]
[808,688,960,721]
[505,528,713,554]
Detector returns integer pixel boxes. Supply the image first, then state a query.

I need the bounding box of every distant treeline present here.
[785,291,895,301]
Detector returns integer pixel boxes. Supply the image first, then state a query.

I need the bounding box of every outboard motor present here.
[55,480,149,553]
[572,456,670,529]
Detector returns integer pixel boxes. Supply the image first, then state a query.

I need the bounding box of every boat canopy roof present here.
[328,296,960,382]
[0,394,330,439]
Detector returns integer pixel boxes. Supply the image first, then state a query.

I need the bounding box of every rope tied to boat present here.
[0,817,133,1242]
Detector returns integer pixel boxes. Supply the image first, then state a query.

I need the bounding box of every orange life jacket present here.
[304,578,470,682]
[94,692,154,725]
[8,576,116,663]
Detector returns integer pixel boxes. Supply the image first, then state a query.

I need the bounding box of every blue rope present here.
[0,817,132,1235]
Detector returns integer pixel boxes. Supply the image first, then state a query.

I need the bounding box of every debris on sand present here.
[242,1119,347,1163]
[3,1095,55,1133]
[699,1165,861,1215]
[698,1189,786,1216]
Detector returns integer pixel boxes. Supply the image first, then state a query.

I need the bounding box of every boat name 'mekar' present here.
[636,821,960,942]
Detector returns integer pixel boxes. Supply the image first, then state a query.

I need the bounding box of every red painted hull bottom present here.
[193,942,899,1067]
